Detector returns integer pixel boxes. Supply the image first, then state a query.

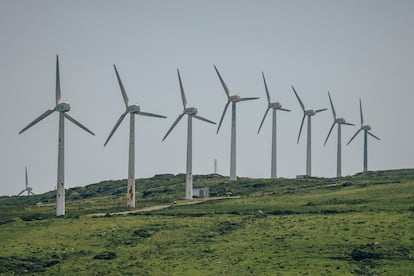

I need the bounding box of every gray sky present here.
[1,0,413,195]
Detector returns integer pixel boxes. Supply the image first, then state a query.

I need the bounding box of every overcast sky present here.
[0,0,413,195]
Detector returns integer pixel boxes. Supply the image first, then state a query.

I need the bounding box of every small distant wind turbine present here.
[347,99,380,172]
[214,65,259,181]
[162,69,216,200]
[104,65,166,208]
[19,55,94,216]
[257,73,290,179]
[291,86,327,176]
[17,166,35,196]
[324,92,355,177]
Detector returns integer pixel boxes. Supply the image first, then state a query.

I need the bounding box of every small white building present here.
[193,187,209,198]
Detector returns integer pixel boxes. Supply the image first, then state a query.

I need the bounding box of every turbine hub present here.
[269,102,282,109]
[185,107,198,115]
[362,125,371,131]
[305,110,315,116]
[230,95,240,102]
[56,103,70,112]
[337,118,346,124]
[128,105,140,114]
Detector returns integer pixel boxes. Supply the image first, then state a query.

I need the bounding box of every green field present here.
[1,170,413,275]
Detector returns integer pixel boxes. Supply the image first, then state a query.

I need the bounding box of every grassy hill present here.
[0,169,413,275]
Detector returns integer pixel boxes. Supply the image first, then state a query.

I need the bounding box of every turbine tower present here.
[104,65,166,208]
[291,86,327,177]
[162,69,216,200]
[17,166,35,196]
[257,73,290,179]
[324,92,355,177]
[19,55,95,216]
[214,65,259,181]
[347,99,380,172]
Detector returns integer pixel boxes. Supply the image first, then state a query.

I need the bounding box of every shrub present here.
[93,252,117,260]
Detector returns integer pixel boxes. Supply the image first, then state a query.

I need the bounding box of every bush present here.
[93,252,117,260]
[216,221,242,235]
[133,229,152,238]
[351,243,383,261]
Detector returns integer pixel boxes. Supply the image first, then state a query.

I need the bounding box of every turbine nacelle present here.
[56,102,70,112]
[127,105,140,114]
[362,125,371,131]
[185,107,198,115]
[269,102,282,109]
[230,95,240,102]
[305,110,316,116]
[336,118,346,124]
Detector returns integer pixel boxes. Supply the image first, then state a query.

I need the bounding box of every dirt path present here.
[86,196,237,218]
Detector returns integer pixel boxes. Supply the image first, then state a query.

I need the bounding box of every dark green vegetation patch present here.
[93,252,117,260]
[0,255,61,273]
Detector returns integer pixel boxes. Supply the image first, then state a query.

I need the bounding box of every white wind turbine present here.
[162,69,216,200]
[323,92,355,177]
[17,166,35,196]
[104,65,166,208]
[291,86,327,177]
[347,99,380,173]
[257,73,290,179]
[19,55,95,216]
[214,65,259,181]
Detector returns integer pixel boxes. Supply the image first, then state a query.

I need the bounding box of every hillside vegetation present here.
[0,169,413,275]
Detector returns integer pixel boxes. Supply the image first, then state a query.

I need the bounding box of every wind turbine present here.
[324,92,355,177]
[17,166,35,196]
[214,65,259,181]
[162,69,216,200]
[347,99,380,172]
[257,73,290,179]
[19,55,95,216]
[291,86,327,177]
[104,65,166,208]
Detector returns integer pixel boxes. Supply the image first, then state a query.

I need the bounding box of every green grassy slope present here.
[0,169,413,275]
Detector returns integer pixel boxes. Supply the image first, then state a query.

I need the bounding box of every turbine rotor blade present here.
[113,65,129,108]
[213,65,230,98]
[257,107,270,134]
[64,113,95,136]
[359,99,364,126]
[291,85,305,111]
[17,190,26,196]
[193,115,216,125]
[216,100,230,134]
[262,72,271,104]
[162,113,185,141]
[30,191,36,195]
[19,109,56,134]
[347,128,362,145]
[279,107,291,112]
[328,91,336,119]
[56,55,61,104]
[315,108,328,113]
[138,111,167,118]
[239,97,259,102]
[104,111,128,146]
[177,69,187,109]
[342,122,355,126]
[297,114,306,144]
[368,131,380,140]
[324,122,336,146]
